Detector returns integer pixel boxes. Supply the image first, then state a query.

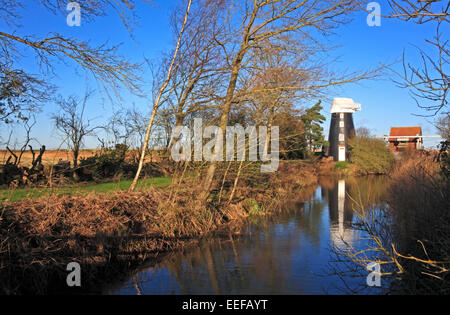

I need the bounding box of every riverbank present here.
[386,151,450,294]
[339,149,450,294]
[0,160,318,294]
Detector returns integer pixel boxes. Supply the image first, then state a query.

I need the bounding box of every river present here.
[107,176,390,295]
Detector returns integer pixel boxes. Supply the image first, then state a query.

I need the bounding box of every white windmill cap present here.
[331,98,361,114]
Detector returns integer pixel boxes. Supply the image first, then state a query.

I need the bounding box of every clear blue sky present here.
[325,5,447,149]
[2,0,447,149]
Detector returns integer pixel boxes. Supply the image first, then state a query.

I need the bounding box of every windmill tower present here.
[328,98,361,162]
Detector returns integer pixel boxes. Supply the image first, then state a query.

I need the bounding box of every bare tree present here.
[165,0,228,132]
[5,116,38,166]
[436,113,450,141]
[51,90,101,179]
[106,106,148,149]
[0,66,53,124]
[398,22,448,116]
[200,0,381,197]
[2,116,46,185]
[153,108,176,150]
[0,0,144,102]
[359,1,450,116]
[370,1,450,24]
[129,0,193,191]
[356,127,373,138]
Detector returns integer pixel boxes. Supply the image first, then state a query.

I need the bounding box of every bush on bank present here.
[348,136,395,175]
[78,145,168,181]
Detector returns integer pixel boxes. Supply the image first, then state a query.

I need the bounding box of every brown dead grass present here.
[0,187,245,294]
[388,152,450,294]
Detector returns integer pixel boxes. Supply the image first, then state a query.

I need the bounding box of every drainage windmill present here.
[328,98,361,162]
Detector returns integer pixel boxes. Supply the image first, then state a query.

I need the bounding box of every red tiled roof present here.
[389,127,422,141]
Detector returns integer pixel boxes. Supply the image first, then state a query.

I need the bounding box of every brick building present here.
[388,127,423,152]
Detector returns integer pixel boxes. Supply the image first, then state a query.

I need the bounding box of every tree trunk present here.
[129,0,193,191]
[72,148,80,181]
[168,113,186,159]
[201,61,243,196]
[201,4,259,199]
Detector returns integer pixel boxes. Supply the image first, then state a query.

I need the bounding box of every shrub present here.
[348,136,395,174]
[79,144,130,180]
[79,145,167,181]
[246,198,265,216]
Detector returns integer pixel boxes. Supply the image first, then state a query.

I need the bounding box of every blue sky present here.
[325,5,447,148]
[2,0,447,149]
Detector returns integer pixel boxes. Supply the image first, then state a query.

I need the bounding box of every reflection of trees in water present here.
[156,236,275,294]
[124,177,390,295]
[347,176,389,216]
[293,189,328,246]
[123,265,180,295]
[144,212,319,294]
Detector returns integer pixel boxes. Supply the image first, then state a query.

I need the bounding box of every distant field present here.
[0,149,98,167]
[0,149,165,167]
[0,177,172,202]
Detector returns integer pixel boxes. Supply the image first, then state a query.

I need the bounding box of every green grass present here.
[334,161,350,170]
[0,177,172,202]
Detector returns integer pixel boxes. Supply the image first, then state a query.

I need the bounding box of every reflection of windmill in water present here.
[327,180,359,248]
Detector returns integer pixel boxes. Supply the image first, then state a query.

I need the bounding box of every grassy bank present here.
[0,177,172,202]
[0,161,318,294]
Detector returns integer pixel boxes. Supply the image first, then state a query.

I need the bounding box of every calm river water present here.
[107,176,390,295]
